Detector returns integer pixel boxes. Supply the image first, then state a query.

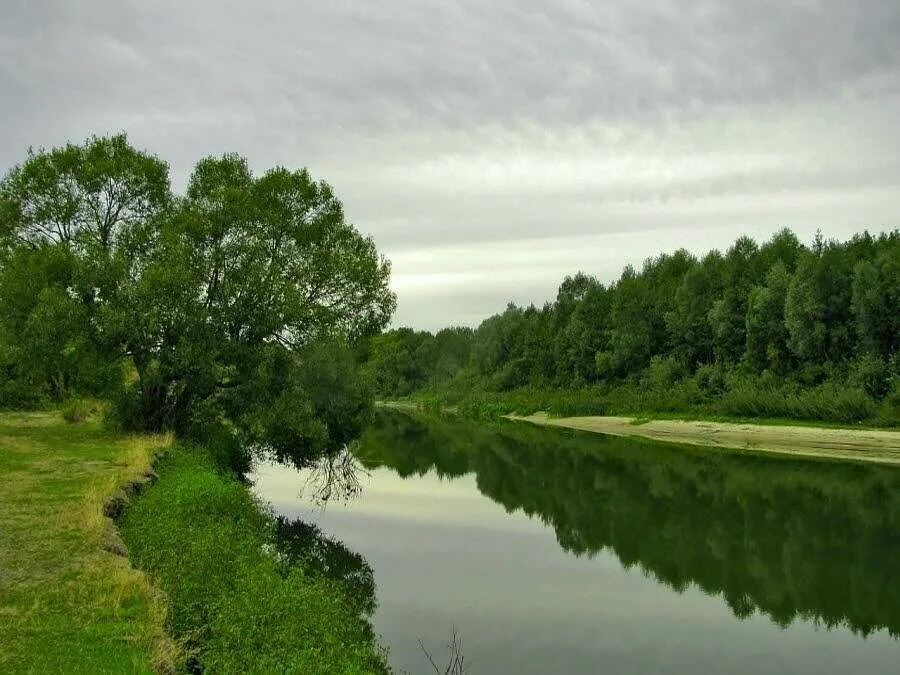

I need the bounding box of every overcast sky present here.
[1,1,898,329]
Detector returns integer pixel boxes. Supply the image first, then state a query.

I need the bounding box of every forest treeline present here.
[364,229,899,425]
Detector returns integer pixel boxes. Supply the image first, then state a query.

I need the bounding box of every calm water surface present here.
[252,411,900,674]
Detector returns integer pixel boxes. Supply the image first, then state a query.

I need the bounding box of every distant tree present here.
[851,235,900,357]
[708,236,761,364]
[553,279,609,384]
[756,227,804,273]
[666,251,723,368]
[785,242,854,366]
[361,228,897,426]
[431,327,474,381]
[364,328,433,396]
[608,251,693,374]
[472,304,522,379]
[745,261,793,374]
[608,265,658,374]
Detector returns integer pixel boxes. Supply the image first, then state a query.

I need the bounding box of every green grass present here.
[118,446,388,674]
[0,411,175,673]
[0,411,388,673]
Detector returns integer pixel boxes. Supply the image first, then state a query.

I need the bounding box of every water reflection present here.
[354,410,900,638]
[257,443,369,505]
[300,447,368,505]
[275,517,376,617]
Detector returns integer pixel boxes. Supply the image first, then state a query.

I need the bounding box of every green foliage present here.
[847,353,895,400]
[745,262,793,373]
[719,380,876,424]
[61,398,98,423]
[0,133,170,252]
[365,228,899,427]
[363,327,436,396]
[877,380,900,427]
[785,241,855,364]
[0,135,395,462]
[607,265,661,374]
[665,251,723,367]
[242,339,375,466]
[0,244,118,404]
[851,238,900,355]
[119,447,387,673]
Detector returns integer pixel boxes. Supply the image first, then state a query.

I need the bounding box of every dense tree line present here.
[364,229,899,424]
[0,134,395,466]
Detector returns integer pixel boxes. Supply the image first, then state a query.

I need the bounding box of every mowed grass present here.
[0,411,175,673]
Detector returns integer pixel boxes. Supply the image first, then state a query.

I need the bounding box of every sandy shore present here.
[509,413,900,465]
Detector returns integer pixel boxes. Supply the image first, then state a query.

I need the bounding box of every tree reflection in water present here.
[262,443,369,505]
[354,410,900,638]
[275,517,377,617]
[255,442,377,618]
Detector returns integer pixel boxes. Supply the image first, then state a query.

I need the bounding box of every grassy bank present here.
[118,446,388,674]
[0,411,174,673]
[0,410,387,673]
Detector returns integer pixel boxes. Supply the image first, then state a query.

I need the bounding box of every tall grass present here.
[61,398,100,423]
[720,382,876,424]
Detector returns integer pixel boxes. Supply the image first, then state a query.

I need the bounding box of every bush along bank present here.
[118,446,388,674]
[399,371,900,428]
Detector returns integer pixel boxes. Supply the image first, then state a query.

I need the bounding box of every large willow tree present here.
[0,135,395,463]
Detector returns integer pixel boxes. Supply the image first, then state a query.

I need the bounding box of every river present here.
[251,410,900,674]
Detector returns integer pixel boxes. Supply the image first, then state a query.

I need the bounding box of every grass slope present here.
[118,446,388,674]
[0,411,174,673]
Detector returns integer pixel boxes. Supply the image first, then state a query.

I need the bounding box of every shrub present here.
[645,355,684,390]
[873,380,900,427]
[848,353,893,399]
[694,362,727,397]
[61,398,97,423]
[0,377,46,410]
[720,379,876,424]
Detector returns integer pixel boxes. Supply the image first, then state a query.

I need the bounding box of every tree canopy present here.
[0,134,395,465]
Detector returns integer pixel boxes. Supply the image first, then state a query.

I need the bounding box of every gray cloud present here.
[2,0,899,329]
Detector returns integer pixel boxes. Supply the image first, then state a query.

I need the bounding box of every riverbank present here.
[119,446,388,673]
[0,410,388,673]
[0,411,175,672]
[512,412,900,465]
[380,402,900,465]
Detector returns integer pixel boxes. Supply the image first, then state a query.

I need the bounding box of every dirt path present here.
[509,413,900,465]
